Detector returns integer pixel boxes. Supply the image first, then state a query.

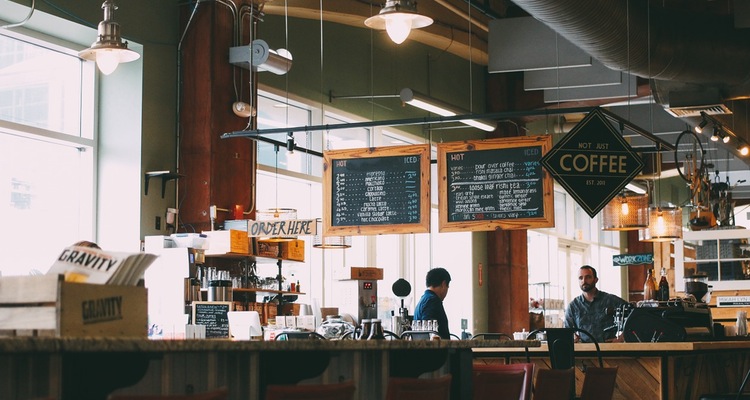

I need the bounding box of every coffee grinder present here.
[391,278,413,336]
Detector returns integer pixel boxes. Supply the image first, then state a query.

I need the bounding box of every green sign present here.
[613,253,653,266]
[541,108,644,217]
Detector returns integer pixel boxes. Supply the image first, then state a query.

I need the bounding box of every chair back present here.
[544,328,576,370]
[264,381,355,400]
[473,363,534,400]
[471,333,513,340]
[385,375,452,400]
[532,368,575,400]
[579,367,618,400]
[399,330,438,340]
[274,331,327,340]
[107,388,229,400]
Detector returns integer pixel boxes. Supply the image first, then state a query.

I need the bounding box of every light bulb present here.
[96,50,120,75]
[654,213,666,236]
[741,146,750,156]
[620,201,630,216]
[385,15,412,44]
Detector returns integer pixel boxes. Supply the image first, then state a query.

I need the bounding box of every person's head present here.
[578,265,598,293]
[426,267,451,300]
[73,240,101,249]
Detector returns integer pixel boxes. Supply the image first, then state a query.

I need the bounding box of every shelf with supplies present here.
[200,287,305,296]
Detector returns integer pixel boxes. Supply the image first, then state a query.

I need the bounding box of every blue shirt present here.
[564,290,628,343]
[414,289,450,339]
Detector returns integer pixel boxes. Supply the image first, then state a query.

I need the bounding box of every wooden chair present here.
[264,381,356,400]
[473,363,534,400]
[578,366,618,400]
[107,387,229,400]
[385,375,452,400]
[532,368,575,400]
[471,333,513,340]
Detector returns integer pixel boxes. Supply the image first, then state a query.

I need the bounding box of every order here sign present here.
[541,108,644,218]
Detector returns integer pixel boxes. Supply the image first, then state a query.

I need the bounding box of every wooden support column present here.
[487,229,530,334]
[178,1,257,232]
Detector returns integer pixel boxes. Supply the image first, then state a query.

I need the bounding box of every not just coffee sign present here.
[541,108,644,218]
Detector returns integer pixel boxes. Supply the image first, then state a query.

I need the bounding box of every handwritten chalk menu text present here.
[438,136,555,232]
[323,144,430,236]
[192,301,231,339]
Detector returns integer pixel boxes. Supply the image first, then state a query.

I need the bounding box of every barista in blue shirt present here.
[414,267,451,339]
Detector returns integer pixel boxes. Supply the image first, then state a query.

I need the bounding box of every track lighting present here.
[286,132,295,154]
[740,144,749,156]
[694,113,708,134]
[364,0,433,44]
[78,0,140,75]
[723,131,731,144]
[710,126,720,142]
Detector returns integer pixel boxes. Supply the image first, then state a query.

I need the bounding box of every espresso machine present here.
[390,278,413,336]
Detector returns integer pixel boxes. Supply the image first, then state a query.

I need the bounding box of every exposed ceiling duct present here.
[510,0,750,90]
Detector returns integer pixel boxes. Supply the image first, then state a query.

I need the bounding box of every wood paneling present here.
[178,1,257,232]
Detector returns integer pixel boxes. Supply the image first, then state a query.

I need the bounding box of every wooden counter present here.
[473,341,750,400]
[0,337,535,400]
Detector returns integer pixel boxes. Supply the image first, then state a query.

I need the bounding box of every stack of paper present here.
[46,246,158,286]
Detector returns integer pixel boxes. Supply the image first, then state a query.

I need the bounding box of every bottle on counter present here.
[296,280,300,292]
[737,311,748,336]
[643,268,657,301]
[358,319,372,340]
[658,268,670,301]
[368,319,385,340]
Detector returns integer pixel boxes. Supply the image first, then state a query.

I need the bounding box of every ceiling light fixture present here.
[722,130,731,144]
[364,0,433,44]
[399,88,496,132]
[601,191,649,231]
[740,144,750,156]
[78,0,140,75]
[710,126,720,142]
[694,113,708,134]
[286,132,295,154]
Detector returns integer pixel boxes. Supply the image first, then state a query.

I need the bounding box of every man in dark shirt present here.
[565,265,628,343]
[413,267,451,339]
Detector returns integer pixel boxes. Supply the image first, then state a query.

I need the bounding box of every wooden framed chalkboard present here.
[192,301,232,339]
[438,136,554,232]
[323,144,430,235]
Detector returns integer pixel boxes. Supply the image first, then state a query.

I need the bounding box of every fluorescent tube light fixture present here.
[364,0,433,44]
[78,0,140,75]
[399,88,496,132]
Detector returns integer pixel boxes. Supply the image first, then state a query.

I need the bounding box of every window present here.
[0,30,95,276]
[675,229,750,292]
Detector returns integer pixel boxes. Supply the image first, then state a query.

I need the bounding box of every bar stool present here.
[107,387,229,400]
[385,375,452,400]
[471,333,513,340]
[264,381,356,400]
[473,363,534,400]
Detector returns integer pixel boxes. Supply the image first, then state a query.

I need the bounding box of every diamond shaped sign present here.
[541,108,644,218]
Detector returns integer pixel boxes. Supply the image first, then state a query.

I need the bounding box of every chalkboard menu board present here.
[323,144,430,235]
[438,136,554,232]
[192,301,232,339]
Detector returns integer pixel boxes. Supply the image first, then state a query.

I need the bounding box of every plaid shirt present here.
[564,290,628,343]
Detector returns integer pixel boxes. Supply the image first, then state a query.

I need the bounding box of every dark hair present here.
[73,240,101,250]
[580,265,597,279]
[426,267,451,288]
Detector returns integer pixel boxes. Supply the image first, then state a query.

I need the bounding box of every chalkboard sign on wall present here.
[323,144,430,236]
[192,301,232,339]
[438,136,554,232]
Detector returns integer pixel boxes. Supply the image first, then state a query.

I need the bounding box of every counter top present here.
[473,340,750,354]
[0,337,538,353]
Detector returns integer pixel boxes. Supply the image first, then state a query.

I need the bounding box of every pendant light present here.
[640,205,682,242]
[364,0,433,44]
[601,191,649,231]
[78,0,140,75]
[312,219,351,249]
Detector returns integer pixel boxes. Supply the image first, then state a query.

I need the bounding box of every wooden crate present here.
[0,274,147,337]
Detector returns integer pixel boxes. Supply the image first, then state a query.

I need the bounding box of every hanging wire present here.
[0,0,35,29]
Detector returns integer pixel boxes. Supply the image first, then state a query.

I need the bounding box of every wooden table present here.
[473,341,750,400]
[0,337,537,400]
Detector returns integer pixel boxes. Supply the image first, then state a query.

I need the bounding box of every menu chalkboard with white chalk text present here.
[438,136,554,232]
[323,144,430,235]
[192,301,232,339]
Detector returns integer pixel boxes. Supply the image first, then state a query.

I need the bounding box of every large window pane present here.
[0,132,92,276]
[0,33,83,137]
